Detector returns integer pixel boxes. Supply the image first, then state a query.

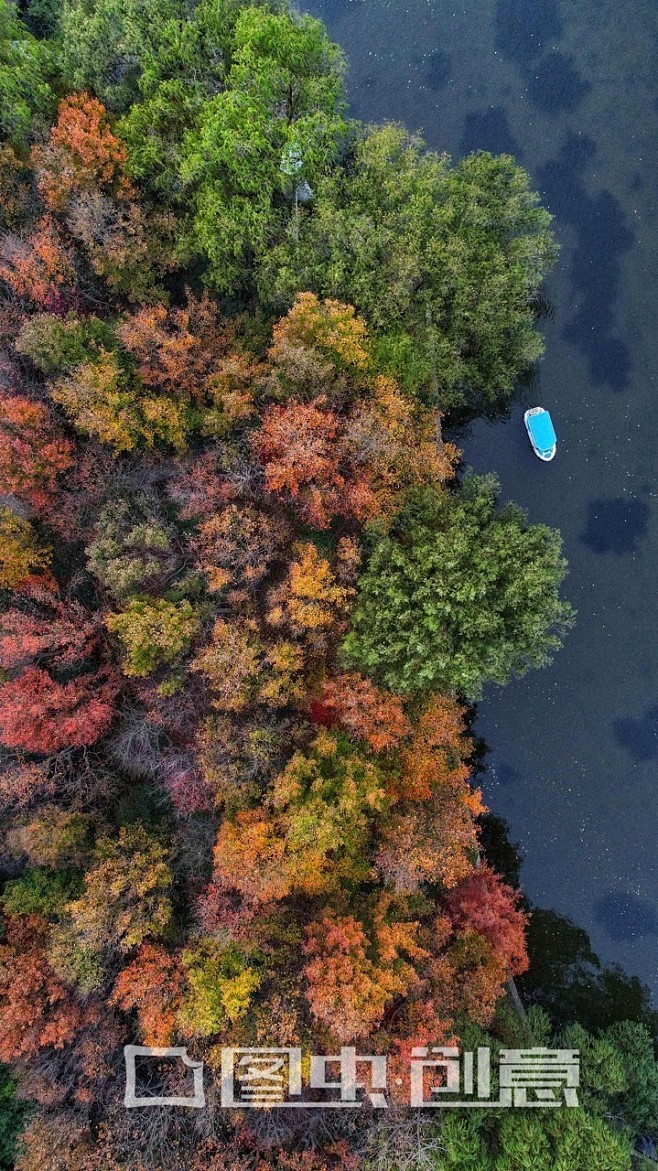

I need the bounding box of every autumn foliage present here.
[303,910,423,1042]
[0,217,76,307]
[269,292,370,371]
[0,507,50,588]
[0,667,117,754]
[312,672,410,751]
[253,314,457,528]
[0,97,530,1171]
[32,94,133,212]
[0,393,74,509]
[110,944,184,1046]
[0,917,92,1062]
[444,862,529,976]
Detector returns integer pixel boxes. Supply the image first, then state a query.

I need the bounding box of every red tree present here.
[444,863,529,976]
[163,755,213,816]
[110,944,184,1046]
[117,293,258,433]
[0,217,76,307]
[0,917,92,1062]
[0,667,117,754]
[0,603,100,671]
[303,912,419,1043]
[0,393,74,509]
[313,673,410,752]
[117,293,229,402]
[166,450,233,521]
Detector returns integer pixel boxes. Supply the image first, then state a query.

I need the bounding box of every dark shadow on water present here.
[446,354,540,430]
[425,48,452,91]
[459,106,522,158]
[580,497,649,554]
[520,906,658,1034]
[614,703,658,761]
[594,891,658,941]
[480,817,658,1035]
[539,134,635,391]
[529,290,556,321]
[573,331,633,390]
[527,50,591,114]
[478,812,523,886]
[495,0,563,66]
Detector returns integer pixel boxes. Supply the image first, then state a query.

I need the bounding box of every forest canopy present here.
[1,0,557,413]
[0,3,650,1171]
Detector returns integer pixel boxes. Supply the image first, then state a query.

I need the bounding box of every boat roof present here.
[528,409,556,449]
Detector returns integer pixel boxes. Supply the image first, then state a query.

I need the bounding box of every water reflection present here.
[495,0,564,65]
[614,702,658,761]
[539,135,635,391]
[425,48,452,91]
[493,761,522,788]
[527,50,591,114]
[459,106,523,157]
[594,891,658,941]
[580,497,650,554]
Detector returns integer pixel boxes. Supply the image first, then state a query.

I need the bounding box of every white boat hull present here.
[524,409,557,461]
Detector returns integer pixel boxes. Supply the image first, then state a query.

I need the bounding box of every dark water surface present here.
[303,0,658,992]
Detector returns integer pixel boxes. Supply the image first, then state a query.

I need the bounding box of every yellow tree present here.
[0,508,50,588]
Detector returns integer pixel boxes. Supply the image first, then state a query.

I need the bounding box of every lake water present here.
[303,0,658,993]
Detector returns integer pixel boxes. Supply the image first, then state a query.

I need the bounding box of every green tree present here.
[117,0,276,196]
[579,1020,658,1136]
[87,496,178,601]
[490,1109,631,1171]
[422,1013,658,1171]
[1,867,83,919]
[0,1,57,145]
[59,0,272,116]
[342,475,574,696]
[19,0,63,39]
[370,1094,632,1171]
[58,0,186,112]
[16,312,115,377]
[0,1063,28,1171]
[180,5,346,292]
[261,124,557,413]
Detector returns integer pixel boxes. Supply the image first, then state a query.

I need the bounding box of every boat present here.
[524,407,557,461]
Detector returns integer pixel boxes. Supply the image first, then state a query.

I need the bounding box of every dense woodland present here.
[0,0,655,1168]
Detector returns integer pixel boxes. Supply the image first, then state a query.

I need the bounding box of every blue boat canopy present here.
[528,409,556,450]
